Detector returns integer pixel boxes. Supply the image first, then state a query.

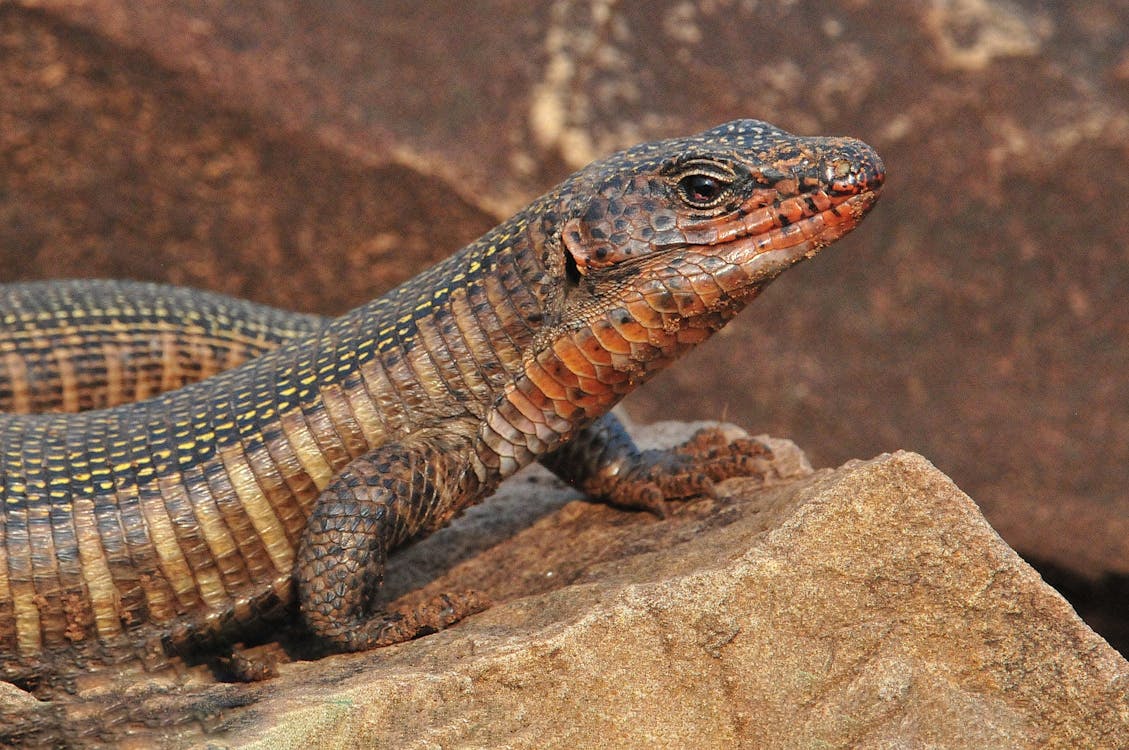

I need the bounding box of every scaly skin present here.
[0,279,323,414]
[0,120,884,690]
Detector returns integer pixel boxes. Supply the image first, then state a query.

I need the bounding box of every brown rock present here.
[0,4,498,314]
[230,452,1129,749]
[7,424,1122,747]
[225,431,1129,749]
[3,0,1126,659]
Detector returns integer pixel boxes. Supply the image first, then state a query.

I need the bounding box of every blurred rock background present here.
[1,1,1125,653]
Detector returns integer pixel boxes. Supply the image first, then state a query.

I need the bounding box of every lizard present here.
[0,119,884,694]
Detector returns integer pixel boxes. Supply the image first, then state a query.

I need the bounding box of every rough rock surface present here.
[220,444,1129,750]
[1,1,1124,649]
[3,424,1124,747]
[0,4,498,315]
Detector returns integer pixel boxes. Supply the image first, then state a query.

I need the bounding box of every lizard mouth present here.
[665,184,883,295]
[722,188,879,261]
[615,184,882,315]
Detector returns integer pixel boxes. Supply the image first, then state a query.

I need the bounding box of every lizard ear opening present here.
[563,238,581,285]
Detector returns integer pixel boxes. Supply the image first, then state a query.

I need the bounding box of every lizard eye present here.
[677,172,731,208]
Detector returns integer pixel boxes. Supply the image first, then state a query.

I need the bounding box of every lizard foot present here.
[219,647,279,682]
[327,590,491,652]
[610,428,774,516]
[378,590,493,644]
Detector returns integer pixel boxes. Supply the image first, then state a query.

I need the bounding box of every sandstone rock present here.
[7,423,1109,748]
[2,425,1126,746]
[205,433,1129,750]
[0,5,497,315]
[4,1,1124,643]
[1,0,1127,735]
[212,442,1129,749]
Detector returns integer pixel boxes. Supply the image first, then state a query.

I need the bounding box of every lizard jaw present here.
[712,187,883,292]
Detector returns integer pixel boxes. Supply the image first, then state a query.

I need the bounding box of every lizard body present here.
[0,120,883,691]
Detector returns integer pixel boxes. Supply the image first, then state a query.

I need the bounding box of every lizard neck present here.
[315,207,566,434]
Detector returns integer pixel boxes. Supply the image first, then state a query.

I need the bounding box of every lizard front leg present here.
[295,433,488,652]
[539,413,773,516]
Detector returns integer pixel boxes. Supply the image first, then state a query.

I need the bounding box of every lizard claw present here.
[374,590,492,646]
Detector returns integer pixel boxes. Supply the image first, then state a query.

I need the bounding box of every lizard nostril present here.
[753,167,789,187]
[826,156,885,194]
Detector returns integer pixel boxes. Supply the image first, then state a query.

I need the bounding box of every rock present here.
[7,424,1118,747]
[1,2,1126,735]
[0,5,498,315]
[3,1,1125,644]
[212,440,1129,749]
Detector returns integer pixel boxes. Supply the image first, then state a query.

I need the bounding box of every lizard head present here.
[556,119,884,321]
